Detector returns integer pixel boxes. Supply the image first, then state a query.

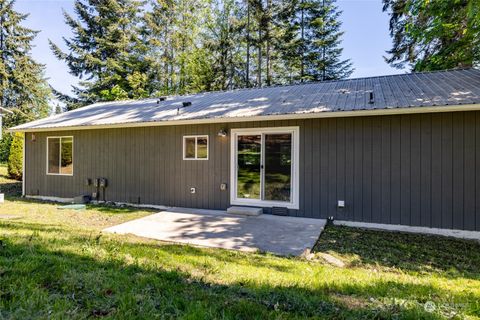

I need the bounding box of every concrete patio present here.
[104,208,326,255]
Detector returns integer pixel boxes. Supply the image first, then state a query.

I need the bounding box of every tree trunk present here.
[257,27,262,87]
[322,0,326,81]
[257,1,262,88]
[300,0,305,82]
[246,2,250,87]
[265,0,271,86]
[163,26,169,93]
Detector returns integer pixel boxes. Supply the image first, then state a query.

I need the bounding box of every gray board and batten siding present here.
[25,111,480,231]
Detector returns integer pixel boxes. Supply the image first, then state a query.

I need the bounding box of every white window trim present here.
[46,136,74,176]
[230,126,300,210]
[183,135,209,160]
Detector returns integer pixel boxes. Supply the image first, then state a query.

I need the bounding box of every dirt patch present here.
[332,294,370,310]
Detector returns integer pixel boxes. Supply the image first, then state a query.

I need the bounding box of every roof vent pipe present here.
[368,91,375,104]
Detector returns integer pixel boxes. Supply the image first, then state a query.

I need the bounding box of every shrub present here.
[0,134,12,162]
[8,132,23,180]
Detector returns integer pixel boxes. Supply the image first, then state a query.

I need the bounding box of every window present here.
[183,135,208,160]
[47,136,73,175]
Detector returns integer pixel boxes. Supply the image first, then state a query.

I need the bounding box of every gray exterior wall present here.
[25,111,480,231]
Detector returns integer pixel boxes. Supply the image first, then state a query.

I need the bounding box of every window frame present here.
[182,135,209,160]
[46,136,74,176]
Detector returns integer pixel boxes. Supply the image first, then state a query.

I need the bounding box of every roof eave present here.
[8,103,480,133]
[0,107,13,114]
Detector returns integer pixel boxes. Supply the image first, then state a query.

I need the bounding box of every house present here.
[9,68,480,234]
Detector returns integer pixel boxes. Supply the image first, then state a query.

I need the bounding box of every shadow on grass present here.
[313,225,480,280]
[1,220,297,273]
[0,182,21,197]
[3,195,156,216]
[89,203,157,215]
[1,222,471,319]
[0,221,66,234]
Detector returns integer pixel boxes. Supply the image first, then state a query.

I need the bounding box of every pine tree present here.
[175,0,212,93]
[203,0,245,91]
[52,0,354,103]
[0,0,51,127]
[249,0,266,87]
[240,0,274,88]
[50,0,150,108]
[271,0,301,84]
[300,0,353,81]
[383,0,479,71]
[245,0,251,87]
[55,104,63,114]
[144,0,177,95]
[145,0,211,94]
[241,0,352,86]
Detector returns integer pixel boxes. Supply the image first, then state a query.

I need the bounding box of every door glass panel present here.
[264,133,292,202]
[237,135,261,199]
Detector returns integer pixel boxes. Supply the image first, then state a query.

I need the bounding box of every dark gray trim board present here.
[24,111,480,231]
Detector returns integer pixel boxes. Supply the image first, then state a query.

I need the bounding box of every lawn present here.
[0,166,479,319]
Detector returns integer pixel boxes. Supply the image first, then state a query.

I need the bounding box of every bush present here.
[8,132,23,180]
[0,134,12,162]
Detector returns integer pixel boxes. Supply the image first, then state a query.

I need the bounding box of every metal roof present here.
[10,68,480,132]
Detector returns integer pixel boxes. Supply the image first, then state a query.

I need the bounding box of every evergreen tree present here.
[144,0,177,95]
[53,0,354,103]
[268,0,300,84]
[248,0,267,87]
[0,132,11,162]
[241,0,278,87]
[245,0,251,86]
[203,0,245,90]
[7,132,22,180]
[471,2,480,65]
[50,0,150,108]
[55,104,63,114]
[144,0,211,94]
[383,0,479,71]
[299,0,353,81]
[241,0,352,86]
[0,0,51,127]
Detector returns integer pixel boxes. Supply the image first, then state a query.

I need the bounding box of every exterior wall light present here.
[217,129,227,137]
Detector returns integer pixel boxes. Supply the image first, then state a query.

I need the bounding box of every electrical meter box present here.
[99,178,108,188]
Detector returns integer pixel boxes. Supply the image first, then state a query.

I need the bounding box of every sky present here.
[15,0,404,97]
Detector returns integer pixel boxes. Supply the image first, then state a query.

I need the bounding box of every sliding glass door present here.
[231,127,299,209]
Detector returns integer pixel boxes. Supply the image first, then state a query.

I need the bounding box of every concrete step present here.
[227,206,263,216]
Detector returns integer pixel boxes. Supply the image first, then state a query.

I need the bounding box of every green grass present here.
[0,165,479,319]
